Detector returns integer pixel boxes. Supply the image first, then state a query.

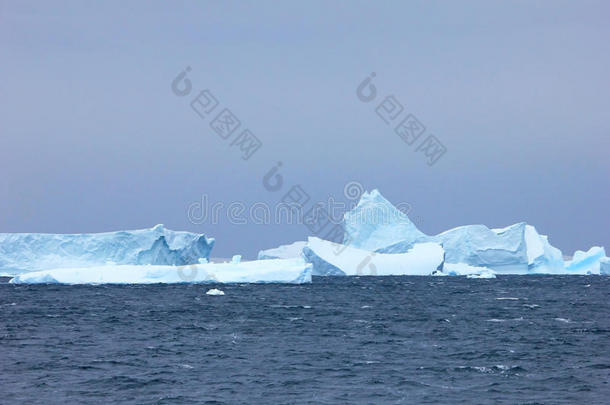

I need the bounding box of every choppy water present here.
[1,276,609,404]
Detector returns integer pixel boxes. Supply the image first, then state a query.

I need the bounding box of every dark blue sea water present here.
[1,275,609,404]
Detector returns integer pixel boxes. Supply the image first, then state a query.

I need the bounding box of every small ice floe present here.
[206,288,225,296]
[231,255,241,264]
[467,270,496,279]
[554,317,571,323]
[496,297,520,300]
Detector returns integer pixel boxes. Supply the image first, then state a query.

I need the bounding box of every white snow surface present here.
[9,258,312,285]
[0,224,214,276]
[444,263,495,276]
[206,288,225,295]
[304,237,444,276]
[466,271,497,279]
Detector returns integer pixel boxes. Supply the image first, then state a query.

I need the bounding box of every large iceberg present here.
[9,258,312,285]
[303,237,444,276]
[0,225,214,276]
[338,189,610,274]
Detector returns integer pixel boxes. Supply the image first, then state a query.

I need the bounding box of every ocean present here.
[1,275,609,404]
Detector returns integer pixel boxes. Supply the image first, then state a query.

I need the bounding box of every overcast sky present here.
[1,0,608,258]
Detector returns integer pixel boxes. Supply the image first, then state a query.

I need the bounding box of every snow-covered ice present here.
[338,189,608,275]
[444,263,495,277]
[303,237,444,276]
[9,258,312,285]
[0,225,214,276]
[3,188,608,281]
[466,270,497,279]
[522,225,565,273]
[436,223,528,273]
[206,288,225,295]
[343,190,427,252]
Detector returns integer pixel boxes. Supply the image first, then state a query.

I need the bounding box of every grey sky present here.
[1,0,608,258]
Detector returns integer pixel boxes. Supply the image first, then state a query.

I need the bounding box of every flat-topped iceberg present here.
[303,237,444,276]
[0,225,214,276]
[9,258,312,285]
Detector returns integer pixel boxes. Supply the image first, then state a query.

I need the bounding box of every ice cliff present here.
[0,224,214,275]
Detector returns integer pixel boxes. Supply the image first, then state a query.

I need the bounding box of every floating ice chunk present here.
[257,241,306,260]
[206,288,225,296]
[231,255,242,264]
[444,263,495,276]
[565,246,607,274]
[343,189,427,252]
[0,225,215,275]
[466,270,497,279]
[303,237,444,276]
[9,258,312,285]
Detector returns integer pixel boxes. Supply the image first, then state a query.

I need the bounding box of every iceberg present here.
[436,222,528,273]
[303,237,444,276]
[343,190,530,272]
[466,270,496,279]
[343,190,427,251]
[258,241,306,260]
[342,189,609,275]
[600,258,610,275]
[521,225,565,273]
[444,263,495,277]
[565,247,607,274]
[0,225,214,276]
[9,258,312,285]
